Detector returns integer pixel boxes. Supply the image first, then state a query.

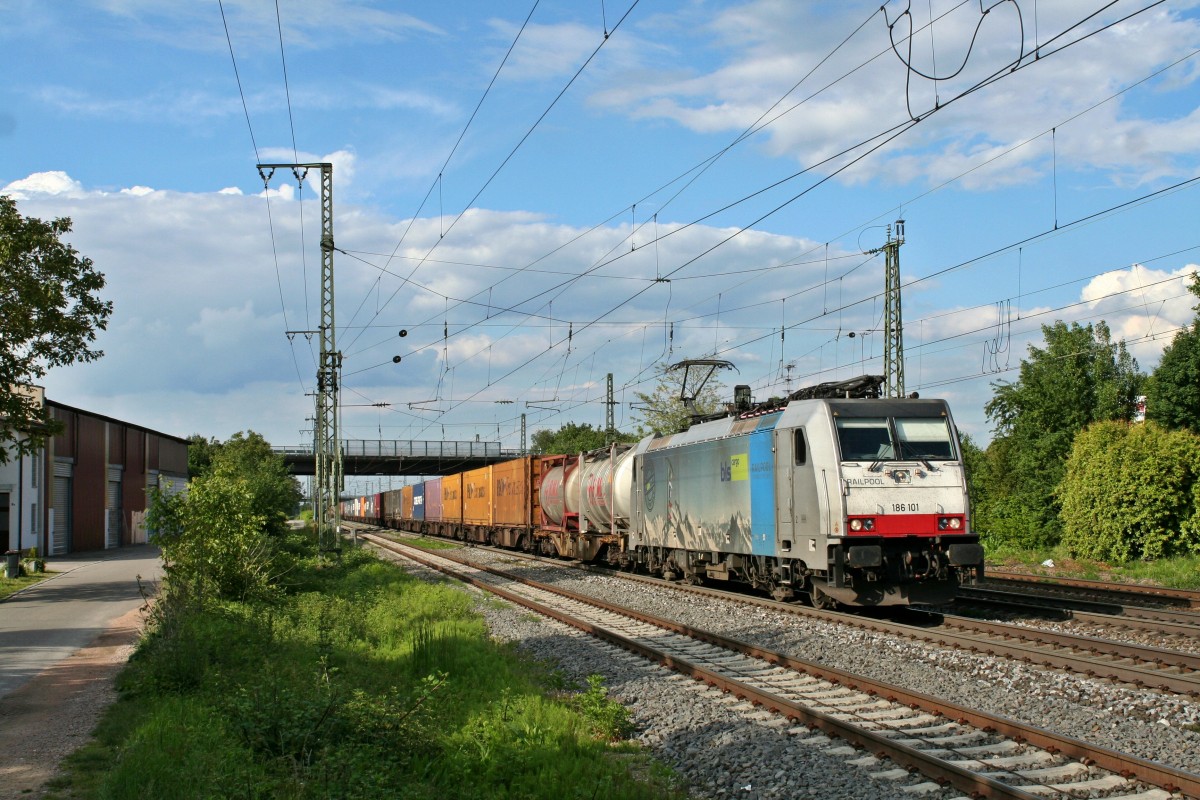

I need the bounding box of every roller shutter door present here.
[52,461,73,555]
[106,466,122,549]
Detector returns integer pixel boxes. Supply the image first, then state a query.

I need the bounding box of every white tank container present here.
[537,448,635,531]
[578,448,635,530]
[541,464,566,525]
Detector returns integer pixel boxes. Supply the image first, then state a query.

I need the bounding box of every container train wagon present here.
[341,378,984,607]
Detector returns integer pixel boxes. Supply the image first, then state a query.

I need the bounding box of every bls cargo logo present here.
[465,483,488,499]
[720,454,749,482]
[495,477,521,497]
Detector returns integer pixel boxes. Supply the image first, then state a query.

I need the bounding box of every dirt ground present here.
[0,606,147,800]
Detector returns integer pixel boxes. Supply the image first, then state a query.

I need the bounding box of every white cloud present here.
[3,171,87,198]
[588,2,1200,191]
[1080,264,1199,356]
[11,170,1192,450]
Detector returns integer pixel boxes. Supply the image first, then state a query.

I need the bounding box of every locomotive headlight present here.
[848,517,875,532]
[938,516,963,531]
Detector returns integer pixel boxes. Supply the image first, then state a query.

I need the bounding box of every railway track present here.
[361,531,1198,800]
[953,587,1200,638]
[983,572,1200,610]
[350,525,1200,697]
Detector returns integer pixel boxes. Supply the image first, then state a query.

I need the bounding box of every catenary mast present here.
[258,162,342,551]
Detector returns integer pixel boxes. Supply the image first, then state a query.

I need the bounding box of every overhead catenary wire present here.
[349,0,1169,396]
[338,1,1180,443]
[218,0,310,394]
[342,0,641,355]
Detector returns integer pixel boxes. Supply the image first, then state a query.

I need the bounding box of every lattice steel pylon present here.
[868,220,906,398]
[258,162,341,551]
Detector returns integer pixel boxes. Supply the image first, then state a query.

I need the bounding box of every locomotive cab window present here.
[835,418,893,461]
[793,429,807,465]
[895,418,955,460]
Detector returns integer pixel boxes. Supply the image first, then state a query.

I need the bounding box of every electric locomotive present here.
[343,375,983,607]
[547,375,983,606]
[619,377,980,606]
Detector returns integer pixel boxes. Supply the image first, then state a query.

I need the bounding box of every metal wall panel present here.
[641,435,756,556]
[106,468,121,549]
[71,414,106,551]
[382,488,403,526]
[441,474,462,525]
[412,483,425,521]
[424,478,443,521]
[491,457,531,527]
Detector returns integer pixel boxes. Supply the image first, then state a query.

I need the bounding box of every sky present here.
[3,0,1200,493]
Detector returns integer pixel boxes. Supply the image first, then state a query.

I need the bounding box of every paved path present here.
[0,546,161,698]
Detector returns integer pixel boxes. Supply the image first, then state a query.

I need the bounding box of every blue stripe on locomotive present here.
[749,420,777,556]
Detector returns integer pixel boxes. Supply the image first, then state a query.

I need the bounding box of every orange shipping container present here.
[462,466,493,526]
[441,473,463,524]
[491,457,533,527]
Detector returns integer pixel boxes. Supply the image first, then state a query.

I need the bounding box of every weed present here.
[573,674,635,741]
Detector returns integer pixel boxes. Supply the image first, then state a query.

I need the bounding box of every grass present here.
[47,543,688,800]
[403,536,462,551]
[0,570,56,600]
[985,545,1200,590]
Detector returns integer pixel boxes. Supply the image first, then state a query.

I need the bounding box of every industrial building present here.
[1,386,189,555]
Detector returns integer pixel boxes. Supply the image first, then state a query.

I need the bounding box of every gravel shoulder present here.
[0,606,147,800]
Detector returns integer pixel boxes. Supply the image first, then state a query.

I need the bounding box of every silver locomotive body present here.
[623,396,983,607]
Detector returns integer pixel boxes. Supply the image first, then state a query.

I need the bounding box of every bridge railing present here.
[274,440,505,458]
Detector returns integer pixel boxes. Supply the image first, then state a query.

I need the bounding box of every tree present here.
[1147,273,1200,432]
[0,196,112,462]
[187,433,221,479]
[632,362,728,436]
[981,321,1143,548]
[530,422,638,455]
[208,431,302,535]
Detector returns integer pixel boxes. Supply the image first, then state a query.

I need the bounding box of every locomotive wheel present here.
[770,585,795,602]
[810,585,837,610]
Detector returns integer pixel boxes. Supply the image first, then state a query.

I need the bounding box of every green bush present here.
[148,474,291,605]
[1059,421,1200,561]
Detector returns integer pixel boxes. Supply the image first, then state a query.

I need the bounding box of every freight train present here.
[341,376,983,607]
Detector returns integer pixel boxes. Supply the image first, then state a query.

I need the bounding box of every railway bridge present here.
[272,439,525,477]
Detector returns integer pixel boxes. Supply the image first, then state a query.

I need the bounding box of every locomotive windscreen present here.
[894,418,955,460]
[831,401,957,462]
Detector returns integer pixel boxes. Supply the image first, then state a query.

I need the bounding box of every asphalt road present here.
[0,546,161,698]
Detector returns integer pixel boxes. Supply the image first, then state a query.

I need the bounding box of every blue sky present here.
[3,1,1199,491]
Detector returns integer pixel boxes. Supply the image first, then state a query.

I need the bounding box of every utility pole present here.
[868,219,906,398]
[520,413,527,455]
[259,162,342,552]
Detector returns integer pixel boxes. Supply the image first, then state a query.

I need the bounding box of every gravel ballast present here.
[376,541,1200,799]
